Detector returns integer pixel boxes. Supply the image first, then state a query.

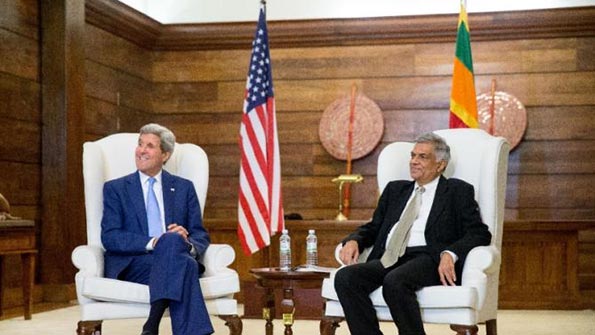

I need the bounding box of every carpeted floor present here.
[0,303,593,335]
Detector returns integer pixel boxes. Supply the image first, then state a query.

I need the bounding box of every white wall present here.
[118,0,595,24]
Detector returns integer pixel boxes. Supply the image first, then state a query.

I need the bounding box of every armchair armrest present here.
[461,245,501,309]
[462,245,501,276]
[71,245,105,278]
[201,244,236,277]
[334,243,373,266]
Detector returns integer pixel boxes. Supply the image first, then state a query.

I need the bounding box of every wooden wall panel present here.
[84,23,154,137]
[85,60,153,113]
[0,118,40,163]
[85,25,153,82]
[0,28,38,81]
[0,0,38,40]
[524,106,594,140]
[150,70,595,115]
[207,219,595,309]
[0,0,41,295]
[0,72,40,122]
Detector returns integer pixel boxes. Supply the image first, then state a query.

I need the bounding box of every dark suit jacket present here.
[344,176,491,275]
[101,170,210,279]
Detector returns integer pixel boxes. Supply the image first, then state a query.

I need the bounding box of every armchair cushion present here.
[73,243,240,303]
[322,278,478,309]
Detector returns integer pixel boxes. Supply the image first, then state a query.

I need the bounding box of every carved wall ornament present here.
[319,92,384,161]
[476,90,527,150]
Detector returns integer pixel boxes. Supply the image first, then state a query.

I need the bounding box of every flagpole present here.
[489,79,496,135]
[260,0,271,267]
[342,83,357,219]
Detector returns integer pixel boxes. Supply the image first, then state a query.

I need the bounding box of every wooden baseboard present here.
[1,283,75,310]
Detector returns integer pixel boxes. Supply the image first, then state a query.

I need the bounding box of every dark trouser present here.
[334,247,441,335]
[120,233,214,335]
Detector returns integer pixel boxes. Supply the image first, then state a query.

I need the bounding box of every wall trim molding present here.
[85,2,595,51]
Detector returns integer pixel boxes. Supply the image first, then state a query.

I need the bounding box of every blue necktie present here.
[147,177,162,237]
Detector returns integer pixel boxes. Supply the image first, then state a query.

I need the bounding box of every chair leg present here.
[485,319,497,335]
[219,314,243,335]
[77,320,102,335]
[450,324,479,335]
[320,316,344,335]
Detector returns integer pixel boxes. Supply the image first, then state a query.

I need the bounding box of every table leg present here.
[281,288,295,335]
[21,253,35,320]
[263,287,275,335]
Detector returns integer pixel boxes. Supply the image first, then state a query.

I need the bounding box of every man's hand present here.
[438,252,456,286]
[339,240,360,265]
[167,223,189,241]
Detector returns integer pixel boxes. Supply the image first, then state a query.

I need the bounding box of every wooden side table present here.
[250,267,330,335]
[0,220,37,320]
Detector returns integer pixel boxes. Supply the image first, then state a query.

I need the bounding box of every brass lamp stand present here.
[331,174,363,221]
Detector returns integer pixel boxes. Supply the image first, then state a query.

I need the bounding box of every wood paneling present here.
[84,1,595,51]
[85,25,153,82]
[0,118,40,164]
[85,60,153,112]
[84,0,160,49]
[0,0,42,295]
[499,221,595,309]
[0,72,40,122]
[149,71,595,115]
[83,15,154,138]
[40,0,86,286]
[0,28,38,81]
[0,0,38,40]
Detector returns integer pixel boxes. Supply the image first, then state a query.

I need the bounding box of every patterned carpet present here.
[0,303,593,335]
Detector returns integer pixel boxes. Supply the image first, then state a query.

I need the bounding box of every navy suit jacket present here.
[344,176,491,275]
[101,170,210,279]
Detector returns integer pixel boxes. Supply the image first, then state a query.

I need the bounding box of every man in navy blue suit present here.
[334,132,492,335]
[101,123,213,335]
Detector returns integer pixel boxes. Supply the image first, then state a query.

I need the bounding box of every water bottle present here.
[306,229,318,267]
[279,229,292,271]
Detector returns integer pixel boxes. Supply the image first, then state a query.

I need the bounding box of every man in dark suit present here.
[101,123,213,335]
[334,132,492,335]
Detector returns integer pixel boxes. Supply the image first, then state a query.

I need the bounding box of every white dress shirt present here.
[385,176,458,262]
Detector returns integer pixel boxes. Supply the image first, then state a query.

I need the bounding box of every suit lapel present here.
[425,176,448,230]
[126,172,149,236]
[162,170,175,225]
[394,182,415,221]
[382,182,414,238]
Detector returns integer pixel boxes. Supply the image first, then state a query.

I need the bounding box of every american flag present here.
[238,3,284,255]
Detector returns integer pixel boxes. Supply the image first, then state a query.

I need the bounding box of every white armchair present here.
[72,133,242,335]
[321,129,509,335]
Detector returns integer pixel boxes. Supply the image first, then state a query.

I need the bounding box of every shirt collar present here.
[415,176,439,193]
[139,170,163,185]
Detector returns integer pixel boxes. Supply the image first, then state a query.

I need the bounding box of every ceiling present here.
[117,0,595,24]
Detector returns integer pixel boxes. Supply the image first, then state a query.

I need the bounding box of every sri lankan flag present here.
[449,2,478,128]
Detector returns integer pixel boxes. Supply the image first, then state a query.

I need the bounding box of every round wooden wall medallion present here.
[476,91,527,150]
[319,93,384,160]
